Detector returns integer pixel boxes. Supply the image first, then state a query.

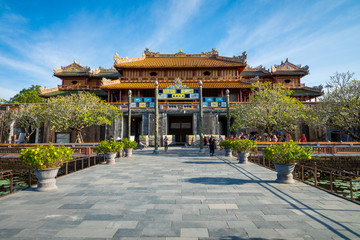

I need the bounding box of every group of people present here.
[228,132,307,143]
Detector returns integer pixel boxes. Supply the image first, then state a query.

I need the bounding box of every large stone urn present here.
[274,163,296,184]
[34,167,60,192]
[105,152,117,165]
[125,148,133,157]
[237,152,250,164]
[225,148,232,157]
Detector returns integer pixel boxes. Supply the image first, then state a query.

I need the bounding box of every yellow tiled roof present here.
[114,57,245,68]
[101,81,250,89]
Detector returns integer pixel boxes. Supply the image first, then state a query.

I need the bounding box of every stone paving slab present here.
[0,147,360,239]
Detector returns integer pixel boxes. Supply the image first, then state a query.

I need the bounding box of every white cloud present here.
[144,0,204,51]
[0,86,17,100]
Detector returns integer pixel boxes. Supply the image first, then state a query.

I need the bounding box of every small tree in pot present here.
[231,139,257,164]
[20,144,74,191]
[94,141,123,165]
[264,141,313,184]
[122,138,137,157]
[219,138,233,157]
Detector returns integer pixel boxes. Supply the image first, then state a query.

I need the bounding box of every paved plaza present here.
[0,147,360,240]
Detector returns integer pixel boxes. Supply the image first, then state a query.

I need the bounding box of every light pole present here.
[226,89,230,138]
[153,81,159,154]
[199,81,205,153]
[128,90,132,139]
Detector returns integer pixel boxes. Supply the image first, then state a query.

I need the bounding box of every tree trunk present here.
[76,130,83,143]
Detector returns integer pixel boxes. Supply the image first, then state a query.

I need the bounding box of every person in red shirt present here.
[299,134,307,142]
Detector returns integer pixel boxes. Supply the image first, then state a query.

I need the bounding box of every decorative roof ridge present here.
[301,85,324,93]
[114,52,146,65]
[272,58,309,72]
[114,48,247,64]
[54,60,90,74]
[92,66,117,75]
[244,64,270,72]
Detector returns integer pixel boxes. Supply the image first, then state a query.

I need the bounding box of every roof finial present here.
[74,59,77,63]
[180,49,182,52]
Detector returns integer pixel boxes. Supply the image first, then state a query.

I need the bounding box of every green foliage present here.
[230,139,257,153]
[9,85,46,103]
[19,144,74,170]
[231,82,308,136]
[45,92,122,142]
[264,141,313,164]
[122,138,137,149]
[219,138,233,148]
[309,72,360,141]
[94,141,124,153]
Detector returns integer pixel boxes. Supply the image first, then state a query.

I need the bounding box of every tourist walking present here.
[164,136,169,152]
[209,136,216,156]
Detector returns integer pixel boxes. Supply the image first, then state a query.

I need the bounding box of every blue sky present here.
[0,0,359,100]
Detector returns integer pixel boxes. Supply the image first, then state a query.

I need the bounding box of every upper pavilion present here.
[40,48,323,102]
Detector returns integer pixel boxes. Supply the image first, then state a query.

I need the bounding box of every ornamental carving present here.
[114,53,145,65]
[144,48,159,55]
[175,49,186,56]
[201,48,219,56]
[273,58,309,72]
[54,60,90,73]
[233,51,247,62]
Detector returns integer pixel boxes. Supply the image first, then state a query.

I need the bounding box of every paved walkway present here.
[0,147,360,240]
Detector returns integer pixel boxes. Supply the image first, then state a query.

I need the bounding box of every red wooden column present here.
[119,90,122,102]
[240,90,243,102]
[107,91,110,102]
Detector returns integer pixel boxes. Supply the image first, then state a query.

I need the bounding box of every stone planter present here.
[118,149,123,158]
[125,148,133,157]
[34,167,60,192]
[274,163,296,184]
[224,148,232,157]
[237,152,250,164]
[105,152,117,165]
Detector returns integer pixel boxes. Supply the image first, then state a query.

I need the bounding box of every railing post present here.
[314,165,317,186]
[88,156,90,166]
[330,171,333,193]
[82,158,84,169]
[65,162,68,175]
[74,160,77,172]
[301,165,304,181]
[350,178,353,201]
[28,168,32,187]
[10,173,13,193]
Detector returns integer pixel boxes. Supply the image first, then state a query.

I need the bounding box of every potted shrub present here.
[122,138,138,157]
[264,141,313,184]
[231,139,257,164]
[219,138,233,157]
[94,141,124,164]
[19,144,74,192]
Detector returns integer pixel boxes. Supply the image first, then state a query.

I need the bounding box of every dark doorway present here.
[331,131,341,142]
[131,116,142,142]
[168,115,193,144]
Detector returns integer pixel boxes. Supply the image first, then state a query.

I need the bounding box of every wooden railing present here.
[249,153,360,204]
[0,155,105,198]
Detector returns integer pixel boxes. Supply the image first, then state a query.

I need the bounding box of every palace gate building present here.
[40,49,323,144]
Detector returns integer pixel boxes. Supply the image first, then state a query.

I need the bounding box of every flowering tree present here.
[231,82,308,136]
[310,72,360,141]
[45,92,122,143]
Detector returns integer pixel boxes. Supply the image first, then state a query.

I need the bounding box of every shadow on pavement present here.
[185,177,274,185]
